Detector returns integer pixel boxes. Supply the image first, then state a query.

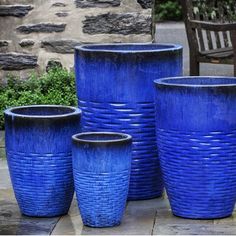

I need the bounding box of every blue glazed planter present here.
[154,76,236,219]
[72,132,132,227]
[4,105,81,217]
[75,43,183,200]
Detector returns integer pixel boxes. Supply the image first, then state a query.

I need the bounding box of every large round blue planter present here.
[4,105,81,217]
[75,43,183,200]
[72,132,132,227]
[154,76,236,219]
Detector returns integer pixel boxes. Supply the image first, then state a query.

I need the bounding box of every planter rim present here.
[154,76,236,88]
[72,132,132,144]
[75,43,182,54]
[4,105,81,119]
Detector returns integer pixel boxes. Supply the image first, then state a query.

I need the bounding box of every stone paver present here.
[0,148,5,160]
[153,205,236,235]
[154,223,236,235]
[0,160,60,235]
[0,131,4,148]
[0,195,60,235]
[0,159,11,190]
[0,131,5,159]
[0,214,59,235]
[51,212,83,235]
[0,168,11,190]
[1,158,236,236]
[52,198,158,235]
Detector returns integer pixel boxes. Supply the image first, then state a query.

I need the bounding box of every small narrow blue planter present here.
[75,43,183,200]
[154,76,236,219]
[72,132,132,227]
[4,105,81,217]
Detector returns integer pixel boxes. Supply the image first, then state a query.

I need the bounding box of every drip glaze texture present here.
[72,132,132,227]
[154,77,236,219]
[4,105,81,217]
[75,43,183,200]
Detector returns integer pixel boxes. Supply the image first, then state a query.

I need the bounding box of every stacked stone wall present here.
[0,0,154,80]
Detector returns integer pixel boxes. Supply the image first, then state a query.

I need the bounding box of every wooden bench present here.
[180,0,236,76]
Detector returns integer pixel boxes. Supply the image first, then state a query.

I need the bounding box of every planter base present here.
[22,211,69,218]
[173,213,232,220]
[83,221,121,228]
[128,193,163,201]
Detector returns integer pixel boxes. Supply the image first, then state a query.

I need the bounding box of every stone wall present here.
[0,0,154,80]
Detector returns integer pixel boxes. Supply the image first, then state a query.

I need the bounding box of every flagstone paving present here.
[0,158,236,235]
[0,131,5,160]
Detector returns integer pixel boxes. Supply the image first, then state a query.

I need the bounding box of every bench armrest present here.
[189,20,236,32]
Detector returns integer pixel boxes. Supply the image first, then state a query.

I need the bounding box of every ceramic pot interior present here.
[158,77,236,86]
[80,44,178,52]
[74,133,131,142]
[10,106,76,116]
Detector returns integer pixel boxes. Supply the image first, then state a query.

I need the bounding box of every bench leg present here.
[234,60,236,77]
[190,55,200,76]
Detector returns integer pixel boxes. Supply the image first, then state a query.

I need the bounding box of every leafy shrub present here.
[155,0,183,21]
[0,67,77,130]
[194,0,236,21]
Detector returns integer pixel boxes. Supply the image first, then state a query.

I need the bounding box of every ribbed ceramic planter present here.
[72,132,132,227]
[75,43,183,200]
[154,77,236,219]
[4,105,81,217]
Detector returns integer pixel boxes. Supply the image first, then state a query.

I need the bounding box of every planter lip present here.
[72,132,132,144]
[154,76,236,88]
[75,43,183,54]
[4,105,81,119]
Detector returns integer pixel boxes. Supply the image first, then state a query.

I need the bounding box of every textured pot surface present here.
[154,77,236,219]
[4,105,81,217]
[72,132,132,227]
[75,43,183,200]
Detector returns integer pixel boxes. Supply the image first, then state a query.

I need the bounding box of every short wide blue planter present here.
[4,105,81,217]
[72,132,132,227]
[75,43,183,200]
[154,77,236,219]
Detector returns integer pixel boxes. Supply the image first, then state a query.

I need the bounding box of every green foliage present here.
[155,0,183,21]
[195,0,236,21]
[0,67,77,130]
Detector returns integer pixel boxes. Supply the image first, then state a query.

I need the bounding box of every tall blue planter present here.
[154,76,236,219]
[72,132,132,227]
[75,43,183,200]
[4,105,81,217]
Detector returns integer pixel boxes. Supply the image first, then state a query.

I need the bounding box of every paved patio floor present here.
[1,158,236,235]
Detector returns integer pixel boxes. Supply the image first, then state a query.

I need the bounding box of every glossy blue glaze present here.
[72,132,132,227]
[4,105,81,217]
[154,77,236,219]
[75,43,183,200]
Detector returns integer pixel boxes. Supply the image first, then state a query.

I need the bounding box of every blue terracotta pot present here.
[75,43,183,200]
[154,76,236,219]
[72,132,132,227]
[4,105,81,217]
